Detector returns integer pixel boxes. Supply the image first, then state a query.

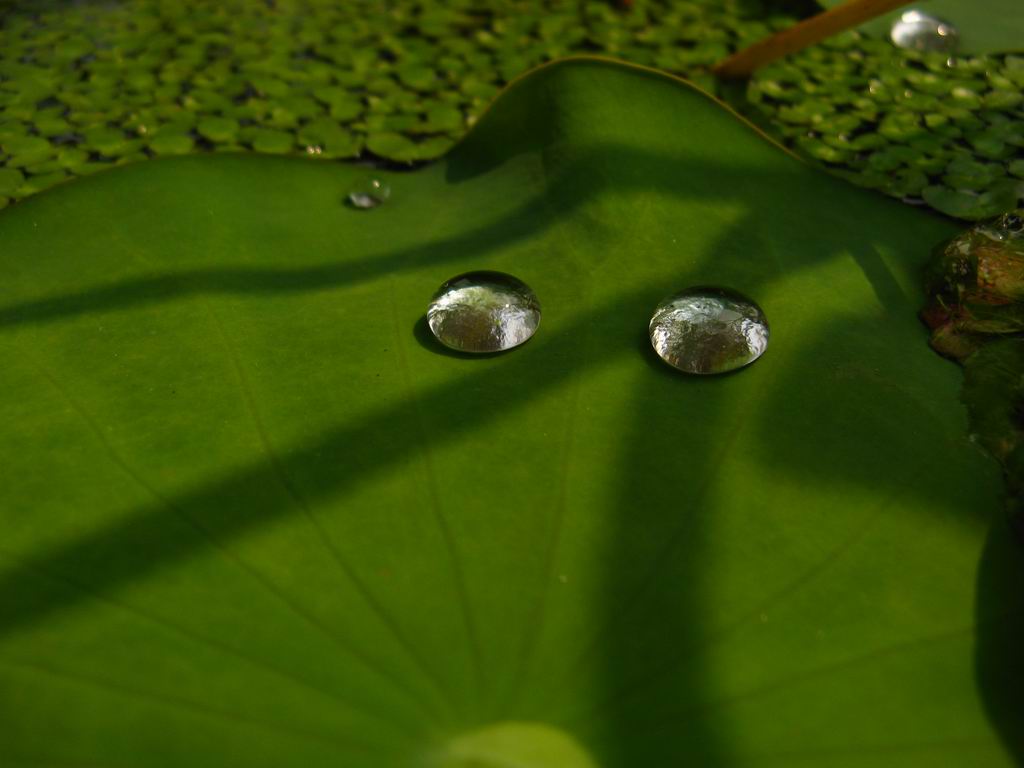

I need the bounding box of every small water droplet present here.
[427,271,540,353]
[347,176,391,209]
[890,10,959,52]
[649,287,769,375]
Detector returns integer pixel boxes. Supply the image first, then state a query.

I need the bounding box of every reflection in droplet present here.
[347,176,390,209]
[649,287,769,374]
[890,10,959,52]
[427,271,540,353]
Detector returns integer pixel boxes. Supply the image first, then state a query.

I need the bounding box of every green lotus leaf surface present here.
[1,59,1022,767]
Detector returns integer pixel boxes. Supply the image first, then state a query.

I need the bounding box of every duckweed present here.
[0,0,1021,219]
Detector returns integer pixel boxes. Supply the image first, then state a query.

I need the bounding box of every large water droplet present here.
[649,287,769,374]
[347,176,390,209]
[890,10,959,52]
[427,271,540,353]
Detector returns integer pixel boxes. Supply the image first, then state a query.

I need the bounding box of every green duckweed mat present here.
[744,32,1024,221]
[0,0,1021,219]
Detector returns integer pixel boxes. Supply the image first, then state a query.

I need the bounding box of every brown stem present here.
[713,0,914,79]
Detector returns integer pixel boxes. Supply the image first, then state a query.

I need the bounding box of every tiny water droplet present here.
[890,10,959,52]
[649,287,769,375]
[347,176,390,209]
[427,271,540,353]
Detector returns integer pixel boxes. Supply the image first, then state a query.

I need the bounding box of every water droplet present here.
[890,10,959,52]
[649,287,769,375]
[427,271,540,353]
[347,176,390,209]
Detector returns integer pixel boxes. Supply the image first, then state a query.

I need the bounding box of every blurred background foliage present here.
[0,0,1021,219]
